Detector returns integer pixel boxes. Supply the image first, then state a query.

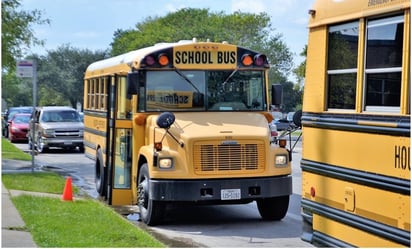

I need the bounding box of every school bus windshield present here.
[145,70,265,112]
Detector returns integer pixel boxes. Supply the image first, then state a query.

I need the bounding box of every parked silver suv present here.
[28,106,84,153]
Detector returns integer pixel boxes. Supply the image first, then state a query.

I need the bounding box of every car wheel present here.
[37,137,48,153]
[257,195,290,221]
[137,163,165,225]
[78,145,85,153]
[28,139,33,150]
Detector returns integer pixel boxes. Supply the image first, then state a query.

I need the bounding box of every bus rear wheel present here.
[137,163,164,225]
[256,195,289,220]
[95,148,107,197]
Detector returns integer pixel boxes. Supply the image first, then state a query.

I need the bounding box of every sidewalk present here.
[2,159,38,248]
[2,184,37,247]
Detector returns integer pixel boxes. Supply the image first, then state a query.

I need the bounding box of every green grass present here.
[2,172,79,194]
[12,196,164,247]
[3,172,164,247]
[2,138,31,160]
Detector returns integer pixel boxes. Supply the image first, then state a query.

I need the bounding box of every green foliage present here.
[1,0,49,71]
[111,8,293,79]
[12,196,165,247]
[2,137,31,160]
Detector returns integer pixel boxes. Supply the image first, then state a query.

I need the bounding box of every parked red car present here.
[8,113,31,143]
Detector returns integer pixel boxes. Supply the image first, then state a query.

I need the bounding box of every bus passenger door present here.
[108,75,134,205]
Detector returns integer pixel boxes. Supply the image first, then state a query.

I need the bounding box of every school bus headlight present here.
[158,157,173,169]
[275,155,288,167]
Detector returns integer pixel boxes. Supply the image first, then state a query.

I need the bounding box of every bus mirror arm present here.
[156,112,184,148]
[165,129,184,148]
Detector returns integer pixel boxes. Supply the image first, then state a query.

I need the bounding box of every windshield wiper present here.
[174,68,201,93]
[221,67,239,87]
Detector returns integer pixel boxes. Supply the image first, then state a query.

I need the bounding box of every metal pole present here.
[31,60,37,173]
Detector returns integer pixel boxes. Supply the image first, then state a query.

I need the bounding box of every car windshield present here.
[145,70,266,112]
[13,115,30,124]
[41,110,80,122]
[8,109,32,120]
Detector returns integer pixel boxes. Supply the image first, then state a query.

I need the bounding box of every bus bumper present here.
[149,175,292,202]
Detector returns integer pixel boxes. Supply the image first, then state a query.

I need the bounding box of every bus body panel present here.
[302,0,410,246]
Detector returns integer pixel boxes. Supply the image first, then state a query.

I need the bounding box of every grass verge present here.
[2,160,165,247]
[12,196,164,247]
[2,138,31,160]
[2,172,79,194]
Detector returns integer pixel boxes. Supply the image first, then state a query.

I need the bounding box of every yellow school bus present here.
[83,39,293,225]
[301,0,410,247]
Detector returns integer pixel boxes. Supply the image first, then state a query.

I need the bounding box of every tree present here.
[111,8,294,83]
[1,0,49,71]
[37,45,108,108]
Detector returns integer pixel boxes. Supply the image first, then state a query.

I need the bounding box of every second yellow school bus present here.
[83,39,293,225]
[301,0,410,247]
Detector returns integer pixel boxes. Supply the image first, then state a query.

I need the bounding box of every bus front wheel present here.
[137,163,164,225]
[256,195,289,220]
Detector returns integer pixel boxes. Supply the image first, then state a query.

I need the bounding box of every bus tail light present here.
[310,187,316,197]
[241,54,253,66]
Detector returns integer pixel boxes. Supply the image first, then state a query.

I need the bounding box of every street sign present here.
[16,60,34,78]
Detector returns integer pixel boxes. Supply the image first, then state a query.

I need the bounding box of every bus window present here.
[327,21,359,110]
[146,70,206,111]
[207,71,265,111]
[117,76,132,119]
[365,15,404,112]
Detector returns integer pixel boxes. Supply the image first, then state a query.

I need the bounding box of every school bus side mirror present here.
[157,112,175,129]
[271,84,283,106]
[126,72,139,97]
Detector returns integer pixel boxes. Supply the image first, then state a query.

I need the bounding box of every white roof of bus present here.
[86,40,195,72]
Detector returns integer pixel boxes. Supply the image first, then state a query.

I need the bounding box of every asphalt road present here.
[11,139,313,248]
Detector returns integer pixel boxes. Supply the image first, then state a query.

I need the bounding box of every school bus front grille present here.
[193,142,265,174]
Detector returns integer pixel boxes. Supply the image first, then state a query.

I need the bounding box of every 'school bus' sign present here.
[174,45,237,69]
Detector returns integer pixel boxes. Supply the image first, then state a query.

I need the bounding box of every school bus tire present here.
[95,148,107,197]
[137,163,165,225]
[256,195,289,220]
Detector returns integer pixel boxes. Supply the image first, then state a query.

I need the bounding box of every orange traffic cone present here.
[62,176,73,201]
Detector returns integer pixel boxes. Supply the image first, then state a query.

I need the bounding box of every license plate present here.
[221,189,241,200]
[64,141,72,145]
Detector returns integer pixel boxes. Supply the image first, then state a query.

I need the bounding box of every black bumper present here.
[149,175,292,202]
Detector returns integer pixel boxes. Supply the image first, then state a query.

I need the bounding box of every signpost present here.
[16,59,37,172]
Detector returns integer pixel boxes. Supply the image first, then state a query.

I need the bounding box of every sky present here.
[20,0,315,68]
